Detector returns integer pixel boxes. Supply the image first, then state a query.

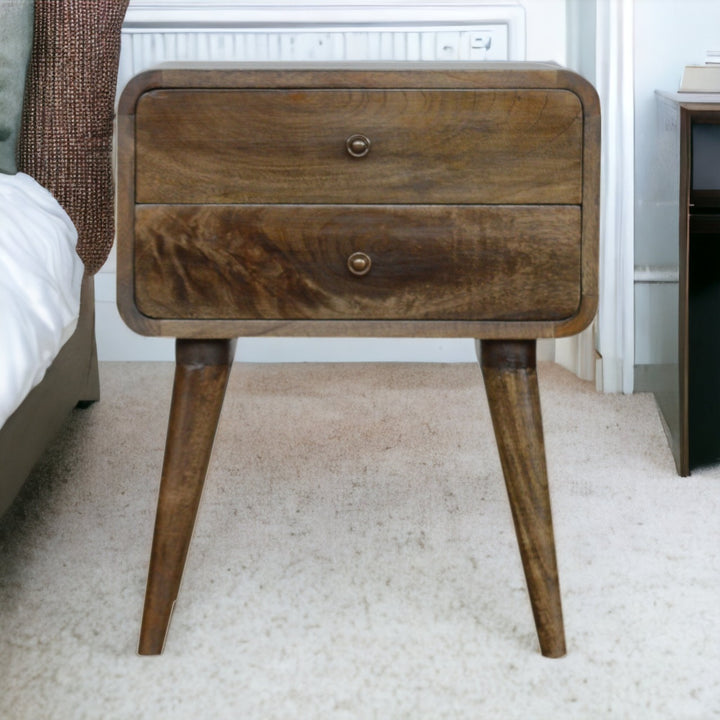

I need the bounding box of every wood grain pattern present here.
[114,64,602,656]
[116,64,600,341]
[118,62,599,116]
[118,62,599,117]
[139,339,236,655]
[678,106,693,477]
[134,88,583,205]
[133,204,582,322]
[480,339,566,658]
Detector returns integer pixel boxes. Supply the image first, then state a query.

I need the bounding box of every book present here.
[679,64,720,92]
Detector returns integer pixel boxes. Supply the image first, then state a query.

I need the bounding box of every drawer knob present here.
[346,134,371,158]
[347,251,372,276]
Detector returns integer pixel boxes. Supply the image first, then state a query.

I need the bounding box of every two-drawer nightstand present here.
[117,63,600,656]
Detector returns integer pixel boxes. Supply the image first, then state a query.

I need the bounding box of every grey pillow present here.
[0,0,34,174]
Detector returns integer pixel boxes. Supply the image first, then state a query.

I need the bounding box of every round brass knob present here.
[347,251,372,276]
[345,134,371,158]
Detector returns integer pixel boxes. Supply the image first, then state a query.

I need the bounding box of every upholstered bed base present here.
[0,0,128,517]
[0,276,99,516]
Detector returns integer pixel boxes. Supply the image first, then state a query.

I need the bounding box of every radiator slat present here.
[119,23,514,97]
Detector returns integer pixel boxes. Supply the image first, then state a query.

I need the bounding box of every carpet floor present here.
[0,361,718,719]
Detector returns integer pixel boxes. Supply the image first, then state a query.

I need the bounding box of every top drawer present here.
[134,88,583,205]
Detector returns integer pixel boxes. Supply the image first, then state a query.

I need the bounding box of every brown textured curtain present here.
[17,0,130,275]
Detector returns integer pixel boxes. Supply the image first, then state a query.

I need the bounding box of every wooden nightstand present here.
[117,63,600,656]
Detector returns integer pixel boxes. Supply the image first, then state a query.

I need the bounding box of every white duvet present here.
[0,172,83,427]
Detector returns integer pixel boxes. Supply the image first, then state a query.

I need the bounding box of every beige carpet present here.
[1,361,719,719]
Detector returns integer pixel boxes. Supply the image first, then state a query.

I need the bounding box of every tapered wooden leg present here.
[138,338,236,655]
[479,339,566,658]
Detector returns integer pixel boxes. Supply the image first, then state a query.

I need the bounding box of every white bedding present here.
[0,172,83,427]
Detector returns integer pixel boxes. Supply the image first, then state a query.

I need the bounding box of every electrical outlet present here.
[471,32,493,51]
[467,30,496,60]
[435,32,459,59]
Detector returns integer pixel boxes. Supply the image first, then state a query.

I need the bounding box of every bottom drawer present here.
[133,204,582,322]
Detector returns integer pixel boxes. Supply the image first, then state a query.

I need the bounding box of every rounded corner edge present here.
[117,69,166,117]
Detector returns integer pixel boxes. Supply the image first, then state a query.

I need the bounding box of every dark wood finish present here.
[116,64,601,656]
[133,204,582,322]
[480,340,565,658]
[135,88,583,205]
[116,64,600,342]
[139,339,236,655]
[650,94,720,476]
[691,190,720,208]
[679,105,693,476]
[688,225,720,467]
[680,107,720,474]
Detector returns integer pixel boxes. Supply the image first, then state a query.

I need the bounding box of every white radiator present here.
[118,2,525,93]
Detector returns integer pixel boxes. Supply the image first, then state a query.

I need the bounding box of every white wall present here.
[99,0,567,361]
[523,0,566,63]
[633,0,720,370]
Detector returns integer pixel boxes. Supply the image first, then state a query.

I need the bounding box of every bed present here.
[0,0,129,516]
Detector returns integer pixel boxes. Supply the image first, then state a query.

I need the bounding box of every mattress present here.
[0,172,83,427]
